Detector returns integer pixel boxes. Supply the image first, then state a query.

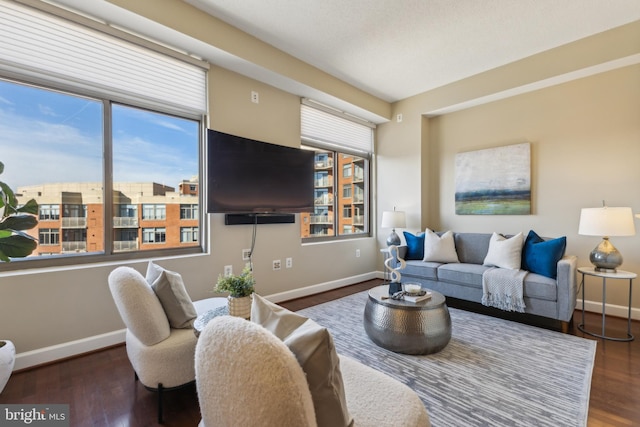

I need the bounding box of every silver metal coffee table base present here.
[364,285,451,355]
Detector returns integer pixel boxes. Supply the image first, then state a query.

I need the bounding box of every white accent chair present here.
[195,315,431,427]
[108,266,224,424]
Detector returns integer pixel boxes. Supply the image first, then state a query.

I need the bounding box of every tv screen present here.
[207,129,315,214]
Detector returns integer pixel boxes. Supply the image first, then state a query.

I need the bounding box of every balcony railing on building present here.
[353,215,365,225]
[61,241,87,252]
[314,178,333,188]
[353,194,364,203]
[113,217,139,228]
[315,159,333,169]
[310,214,333,224]
[61,217,87,228]
[315,195,333,206]
[114,241,139,251]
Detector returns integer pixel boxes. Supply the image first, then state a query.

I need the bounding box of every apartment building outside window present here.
[300,100,374,241]
[0,1,207,269]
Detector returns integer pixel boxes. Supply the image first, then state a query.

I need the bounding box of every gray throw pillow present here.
[151,269,197,329]
[251,293,353,427]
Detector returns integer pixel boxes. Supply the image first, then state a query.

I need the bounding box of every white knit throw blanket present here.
[482,267,527,313]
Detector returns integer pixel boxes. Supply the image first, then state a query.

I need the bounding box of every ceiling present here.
[49,0,640,121]
[185,0,640,103]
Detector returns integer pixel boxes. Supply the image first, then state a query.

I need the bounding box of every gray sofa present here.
[392,232,577,331]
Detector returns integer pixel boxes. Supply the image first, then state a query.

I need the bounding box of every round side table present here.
[577,266,635,341]
[364,284,451,355]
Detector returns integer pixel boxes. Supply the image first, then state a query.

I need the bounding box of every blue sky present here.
[0,79,199,190]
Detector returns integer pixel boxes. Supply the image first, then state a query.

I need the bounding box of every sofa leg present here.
[560,321,570,334]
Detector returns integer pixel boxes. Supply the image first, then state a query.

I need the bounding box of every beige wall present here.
[378,60,640,314]
[0,65,378,363]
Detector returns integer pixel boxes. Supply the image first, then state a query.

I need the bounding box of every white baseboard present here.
[14,329,126,371]
[266,271,379,303]
[14,272,379,371]
[576,299,640,321]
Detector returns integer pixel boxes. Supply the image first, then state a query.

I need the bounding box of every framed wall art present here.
[455,142,531,215]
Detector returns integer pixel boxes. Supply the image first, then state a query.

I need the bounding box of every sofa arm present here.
[556,255,577,322]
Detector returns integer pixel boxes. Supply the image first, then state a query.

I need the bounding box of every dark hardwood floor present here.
[1,279,638,426]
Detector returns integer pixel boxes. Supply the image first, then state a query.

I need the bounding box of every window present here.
[300,100,374,241]
[143,228,166,244]
[39,205,60,221]
[142,204,167,220]
[342,185,352,199]
[39,229,60,246]
[0,1,206,268]
[181,227,199,243]
[180,204,199,220]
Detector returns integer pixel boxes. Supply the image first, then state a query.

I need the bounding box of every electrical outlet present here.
[224,265,233,277]
[396,113,403,123]
[286,257,292,268]
[242,249,251,261]
[273,260,281,270]
[356,249,361,258]
[251,91,259,104]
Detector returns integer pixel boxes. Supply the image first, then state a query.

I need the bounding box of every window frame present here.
[0,77,207,272]
[301,143,371,243]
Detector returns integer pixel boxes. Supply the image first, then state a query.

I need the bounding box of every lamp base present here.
[386,229,401,247]
[590,237,622,273]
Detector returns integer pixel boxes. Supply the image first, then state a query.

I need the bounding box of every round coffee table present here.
[364,285,451,355]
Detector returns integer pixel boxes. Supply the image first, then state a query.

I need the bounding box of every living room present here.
[1,0,639,425]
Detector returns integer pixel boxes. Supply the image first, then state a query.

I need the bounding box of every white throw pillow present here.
[423,229,459,263]
[483,232,524,270]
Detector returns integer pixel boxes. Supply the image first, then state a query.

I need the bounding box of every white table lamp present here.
[578,205,635,272]
[381,209,406,246]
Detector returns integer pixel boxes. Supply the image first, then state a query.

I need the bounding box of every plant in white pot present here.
[214,266,255,319]
[0,161,38,393]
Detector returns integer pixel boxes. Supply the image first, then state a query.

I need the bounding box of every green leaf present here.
[0,161,4,175]
[16,199,38,215]
[0,233,38,260]
[0,182,16,214]
[0,214,38,231]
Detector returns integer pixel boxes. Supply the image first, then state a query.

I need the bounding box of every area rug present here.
[298,291,596,427]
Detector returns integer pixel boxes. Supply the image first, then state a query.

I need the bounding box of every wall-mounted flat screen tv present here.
[207,129,315,214]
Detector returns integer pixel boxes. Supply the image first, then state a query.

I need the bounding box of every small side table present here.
[578,266,635,342]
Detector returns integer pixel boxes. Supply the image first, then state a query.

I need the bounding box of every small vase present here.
[228,294,252,319]
[0,340,16,394]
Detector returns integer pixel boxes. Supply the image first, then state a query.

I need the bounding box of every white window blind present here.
[0,0,207,115]
[301,101,374,155]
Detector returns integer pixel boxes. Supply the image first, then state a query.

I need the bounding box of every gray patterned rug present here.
[298,291,596,427]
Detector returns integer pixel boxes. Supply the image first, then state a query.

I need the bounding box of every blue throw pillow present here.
[521,230,566,279]
[403,231,425,260]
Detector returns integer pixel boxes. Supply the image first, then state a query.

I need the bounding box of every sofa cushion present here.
[438,263,491,288]
[483,232,524,270]
[402,260,440,280]
[454,233,492,264]
[423,229,459,263]
[523,273,558,301]
[402,231,425,260]
[251,294,352,427]
[521,230,566,279]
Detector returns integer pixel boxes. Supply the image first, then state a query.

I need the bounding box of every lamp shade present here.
[381,210,406,229]
[578,207,635,237]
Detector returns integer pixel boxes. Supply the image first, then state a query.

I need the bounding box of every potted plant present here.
[214,266,255,319]
[0,161,39,262]
[0,340,15,394]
